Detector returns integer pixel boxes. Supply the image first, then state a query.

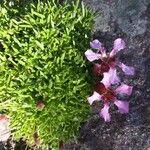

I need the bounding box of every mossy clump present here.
[0,0,94,149]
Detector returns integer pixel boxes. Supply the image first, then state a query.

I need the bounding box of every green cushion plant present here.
[0,0,94,149]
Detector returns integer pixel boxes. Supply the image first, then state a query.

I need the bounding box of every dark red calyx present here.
[102,88,116,103]
[92,63,102,76]
[102,55,116,68]
[92,63,110,76]
[95,83,107,94]
[108,56,116,67]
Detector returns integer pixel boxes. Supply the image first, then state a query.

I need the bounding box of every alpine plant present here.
[85,38,135,122]
[88,83,132,122]
[85,38,135,87]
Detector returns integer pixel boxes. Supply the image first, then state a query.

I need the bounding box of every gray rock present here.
[65,0,150,149]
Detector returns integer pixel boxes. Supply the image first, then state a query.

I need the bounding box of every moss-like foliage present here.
[0,0,94,149]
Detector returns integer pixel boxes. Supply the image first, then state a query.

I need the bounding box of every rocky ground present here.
[0,0,150,150]
[65,0,150,150]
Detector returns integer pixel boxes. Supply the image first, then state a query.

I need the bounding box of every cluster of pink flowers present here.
[85,38,135,122]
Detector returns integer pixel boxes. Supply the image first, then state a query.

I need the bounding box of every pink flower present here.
[87,83,133,122]
[85,38,135,85]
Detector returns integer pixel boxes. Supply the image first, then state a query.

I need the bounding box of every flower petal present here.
[119,63,135,75]
[115,84,133,95]
[100,48,107,57]
[87,91,101,105]
[100,104,111,122]
[90,39,102,49]
[110,38,125,56]
[114,100,129,114]
[101,68,120,87]
[113,38,125,51]
[109,68,120,84]
[85,50,101,62]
